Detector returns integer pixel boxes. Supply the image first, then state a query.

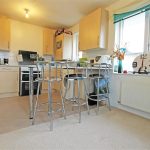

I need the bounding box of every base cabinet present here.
[0,67,19,98]
[42,68,61,92]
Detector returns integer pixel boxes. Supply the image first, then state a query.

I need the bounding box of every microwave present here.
[18,50,37,64]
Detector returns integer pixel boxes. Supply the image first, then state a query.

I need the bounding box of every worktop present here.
[0,64,112,69]
[113,72,150,77]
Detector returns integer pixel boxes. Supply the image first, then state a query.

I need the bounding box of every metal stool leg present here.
[72,80,75,111]
[63,78,70,119]
[96,78,100,115]
[107,95,111,111]
[77,80,81,123]
[48,81,53,131]
[83,79,90,115]
[59,81,66,119]
[107,82,111,111]
[32,81,41,125]
[106,69,111,111]
[96,101,100,115]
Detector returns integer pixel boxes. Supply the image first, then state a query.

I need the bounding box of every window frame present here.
[115,11,148,55]
[114,10,150,72]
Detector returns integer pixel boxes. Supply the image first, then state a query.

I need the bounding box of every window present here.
[114,8,150,72]
[72,32,78,61]
[122,13,145,53]
[72,32,82,61]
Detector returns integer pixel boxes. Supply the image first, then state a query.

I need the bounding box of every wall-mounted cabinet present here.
[79,8,108,51]
[0,16,10,51]
[43,28,55,55]
[55,33,72,60]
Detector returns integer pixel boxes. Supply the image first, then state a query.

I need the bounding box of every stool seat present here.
[35,77,62,82]
[63,62,89,123]
[89,74,104,79]
[65,74,85,79]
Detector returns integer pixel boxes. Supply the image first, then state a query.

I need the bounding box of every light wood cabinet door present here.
[79,8,108,51]
[55,34,64,60]
[0,16,10,50]
[55,49,62,60]
[43,28,55,55]
[42,68,61,92]
[0,68,19,94]
[55,33,72,60]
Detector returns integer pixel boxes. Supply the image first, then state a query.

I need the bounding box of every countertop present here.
[0,64,112,70]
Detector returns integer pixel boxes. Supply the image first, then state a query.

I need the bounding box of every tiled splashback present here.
[0,51,18,65]
[0,51,9,58]
[82,49,109,59]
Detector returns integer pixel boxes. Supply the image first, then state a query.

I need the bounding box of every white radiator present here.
[120,78,150,113]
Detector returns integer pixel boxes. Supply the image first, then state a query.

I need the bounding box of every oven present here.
[18,50,42,96]
[19,67,41,96]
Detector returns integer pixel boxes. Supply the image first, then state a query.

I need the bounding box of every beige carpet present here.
[0,108,150,150]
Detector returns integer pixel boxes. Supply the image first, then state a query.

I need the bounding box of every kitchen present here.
[0,0,150,149]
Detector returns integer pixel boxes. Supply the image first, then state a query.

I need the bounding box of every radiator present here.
[120,78,150,113]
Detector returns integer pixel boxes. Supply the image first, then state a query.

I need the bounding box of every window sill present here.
[113,72,150,77]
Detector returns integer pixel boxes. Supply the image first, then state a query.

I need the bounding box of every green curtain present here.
[114,4,150,23]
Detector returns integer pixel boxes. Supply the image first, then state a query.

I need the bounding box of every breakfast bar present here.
[0,62,112,121]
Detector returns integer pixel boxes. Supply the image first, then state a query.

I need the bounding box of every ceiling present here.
[0,0,116,29]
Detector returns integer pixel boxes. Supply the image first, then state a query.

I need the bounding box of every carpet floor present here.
[0,108,150,150]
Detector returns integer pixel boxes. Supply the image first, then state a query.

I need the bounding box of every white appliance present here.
[94,55,111,65]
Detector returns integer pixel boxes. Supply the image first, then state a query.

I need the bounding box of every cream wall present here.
[107,0,150,119]
[10,19,43,56]
[69,24,79,33]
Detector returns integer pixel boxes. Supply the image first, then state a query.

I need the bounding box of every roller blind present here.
[114,4,150,23]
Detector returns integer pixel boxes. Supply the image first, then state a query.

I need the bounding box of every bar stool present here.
[32,61,66,131]
[85,63,111,114]
[63,61,89,123]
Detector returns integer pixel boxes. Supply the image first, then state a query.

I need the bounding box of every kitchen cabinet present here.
[79,8,108,51]
[42,68,85,99]
[0,16,10,50]
[0,67,19,98]
[55,33,72,60]
[42,68,61,92]
[43,28,55,55]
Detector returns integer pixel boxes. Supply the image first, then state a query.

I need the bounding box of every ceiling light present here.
[24,8,29,18]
